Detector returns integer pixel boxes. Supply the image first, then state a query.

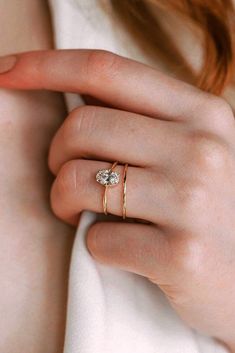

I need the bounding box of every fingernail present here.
[0,55,17,74]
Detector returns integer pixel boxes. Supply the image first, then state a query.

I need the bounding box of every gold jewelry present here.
[103,185,108,215]
[96,161,120,215]
[122,163,128,219]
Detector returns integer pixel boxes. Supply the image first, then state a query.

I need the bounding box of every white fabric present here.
[48,1,229,352]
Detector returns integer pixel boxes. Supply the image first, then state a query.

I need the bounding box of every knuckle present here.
[178,180,208,213]
[51,160,87,217]
[201,95,234,130]
[189,132,229,172]
[171,237,206,278]
[85,50,121,87]
[63,106,97,150]
[208,96,233,117]
[54,160,79,198]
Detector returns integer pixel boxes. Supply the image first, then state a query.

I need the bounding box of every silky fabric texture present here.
[48,1,229,352]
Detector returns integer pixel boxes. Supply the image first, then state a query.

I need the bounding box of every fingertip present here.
[86,222,99,256]
[0,50,51,90]
[48,143,58,176]
[49,180,79,227]
[0,55,17,75]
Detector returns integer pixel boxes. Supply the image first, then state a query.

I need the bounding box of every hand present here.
[0,50,235,351]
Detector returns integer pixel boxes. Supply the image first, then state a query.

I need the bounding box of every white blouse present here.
[48,1,229,352]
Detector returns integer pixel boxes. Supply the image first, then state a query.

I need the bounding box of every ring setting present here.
[96,168,120,186]
[96,161,128,218]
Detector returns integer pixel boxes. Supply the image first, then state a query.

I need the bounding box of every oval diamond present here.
[96,169,120,186]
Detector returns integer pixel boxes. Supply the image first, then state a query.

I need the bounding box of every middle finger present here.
[48,105,178,174]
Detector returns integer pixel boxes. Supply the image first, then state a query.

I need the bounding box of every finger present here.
[86,221,171,281]
[51,159,174,225]
[48,105,176,174]
[0,49,207,121]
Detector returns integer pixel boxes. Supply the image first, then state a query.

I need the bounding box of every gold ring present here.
[96,161,120,215]
[122,163,128,219]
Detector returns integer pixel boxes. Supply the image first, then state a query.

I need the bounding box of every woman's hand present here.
[0,50,235,351]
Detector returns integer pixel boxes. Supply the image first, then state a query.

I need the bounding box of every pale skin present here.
[1,49,235,351]
[1,2,235,352]
[0,1,73,352]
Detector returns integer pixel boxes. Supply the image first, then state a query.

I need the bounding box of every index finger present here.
[0,49,208,121]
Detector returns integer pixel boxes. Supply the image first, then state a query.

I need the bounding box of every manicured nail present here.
[0,55,17,74]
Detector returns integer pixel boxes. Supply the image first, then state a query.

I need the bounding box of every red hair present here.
[111,0,235,95]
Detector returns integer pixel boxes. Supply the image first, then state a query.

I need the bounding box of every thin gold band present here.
[122,163,128,219]
[103,186,108,215]
[103,161,119,215]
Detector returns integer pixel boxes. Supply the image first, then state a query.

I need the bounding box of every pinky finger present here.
[86,222,171,282]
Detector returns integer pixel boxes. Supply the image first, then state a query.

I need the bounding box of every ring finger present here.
[51,159,174,225]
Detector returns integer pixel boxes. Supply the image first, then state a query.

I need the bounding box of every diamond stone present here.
[96,169,120,186]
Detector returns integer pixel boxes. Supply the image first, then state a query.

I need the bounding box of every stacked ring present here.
[96,161,120,215]
[122,163,128,219]
[96,161,128,218]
